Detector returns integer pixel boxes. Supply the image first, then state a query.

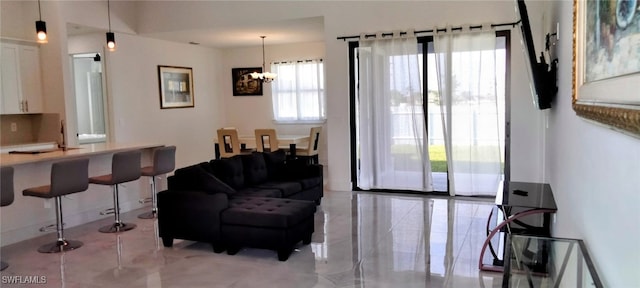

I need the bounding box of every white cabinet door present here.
[1,44,22,114]
[19,45,43,113]
[0,42,43,114]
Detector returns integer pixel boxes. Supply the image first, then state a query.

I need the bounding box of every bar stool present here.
[90,150,141,233]
[138,146,176,219]
[1,166,15,269]
[22,158,90,253]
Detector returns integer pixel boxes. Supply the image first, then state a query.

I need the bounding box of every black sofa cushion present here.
[235,187,281,198]
[241,153,269,185]
[210,156,245,189]
[221,197,316,228]
[254,181,302,198]
[297,177,322,190]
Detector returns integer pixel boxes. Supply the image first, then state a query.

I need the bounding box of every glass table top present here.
[504,235,603,288]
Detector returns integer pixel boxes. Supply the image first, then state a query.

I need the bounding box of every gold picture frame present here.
[158,65,194,109]
[572,0,640,137]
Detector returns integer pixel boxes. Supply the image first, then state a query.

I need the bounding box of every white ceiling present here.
[68,16,324,49]
[141,16,325,48]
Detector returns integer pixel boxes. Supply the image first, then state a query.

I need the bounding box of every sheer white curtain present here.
[271,60,325,122]
[357,31,433,191]
[433,28,503,196]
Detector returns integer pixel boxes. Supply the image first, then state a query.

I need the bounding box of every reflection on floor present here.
[0,190,503,287]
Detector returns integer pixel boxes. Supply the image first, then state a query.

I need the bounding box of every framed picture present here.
[572,0,640,137]
[232,67,263,96]
[158,65,194,109]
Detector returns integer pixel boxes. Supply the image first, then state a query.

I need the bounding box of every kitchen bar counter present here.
[0,142,163,167]
[0,142,164,246]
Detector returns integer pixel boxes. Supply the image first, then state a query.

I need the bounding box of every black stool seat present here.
[221,197,316,261]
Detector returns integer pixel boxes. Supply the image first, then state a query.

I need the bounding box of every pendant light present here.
[250,36,277,83]
[35,0,47,43]
[106,0,116,51]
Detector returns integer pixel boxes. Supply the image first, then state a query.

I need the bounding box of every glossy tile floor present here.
[0,190,504,287]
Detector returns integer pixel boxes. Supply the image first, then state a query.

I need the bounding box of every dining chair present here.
[254,129,280,152]
[217,128,253,158]
[295,126,322,164]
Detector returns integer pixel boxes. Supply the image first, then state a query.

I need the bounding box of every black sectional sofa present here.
[157,150,322,260]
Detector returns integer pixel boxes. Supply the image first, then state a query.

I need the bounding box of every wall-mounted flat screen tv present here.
[516,0,557,110]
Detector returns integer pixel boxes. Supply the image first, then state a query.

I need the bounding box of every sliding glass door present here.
[350,31,509,196]
[353,35,433,192]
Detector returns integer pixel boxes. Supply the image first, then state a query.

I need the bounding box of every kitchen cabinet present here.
[1,42,43,114]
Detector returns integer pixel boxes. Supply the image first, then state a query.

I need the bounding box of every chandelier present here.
[250,36,277,83]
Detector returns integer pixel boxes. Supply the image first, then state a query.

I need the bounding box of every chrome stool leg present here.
[99,184,136,233]
[138,176,158,219]
[38,197,83,253]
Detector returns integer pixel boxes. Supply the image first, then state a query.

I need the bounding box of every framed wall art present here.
[232,67,263,96]
[158,65,194,109]
[572,0,640,137]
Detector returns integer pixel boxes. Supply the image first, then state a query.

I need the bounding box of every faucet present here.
[59,119,67,151]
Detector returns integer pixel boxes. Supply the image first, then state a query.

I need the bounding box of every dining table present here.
[214,134,309,159]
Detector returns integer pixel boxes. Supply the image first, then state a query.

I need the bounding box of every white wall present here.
[548,2,640,287]
[103,33,225,167]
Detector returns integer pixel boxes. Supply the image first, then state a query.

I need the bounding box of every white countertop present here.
[0,142,58,154]
[0,142,163,167]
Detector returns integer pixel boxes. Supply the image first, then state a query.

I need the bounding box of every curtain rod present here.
[273,58,323,65]
[336,21,520,41]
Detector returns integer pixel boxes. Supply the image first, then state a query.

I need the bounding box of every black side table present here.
[479,181,557,272]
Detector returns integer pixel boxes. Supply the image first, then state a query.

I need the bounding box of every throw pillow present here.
[210,156,245,189]
[172,162,210,190]
[262,149,286,179]
[241,152,268,184]
[193,165,236,195]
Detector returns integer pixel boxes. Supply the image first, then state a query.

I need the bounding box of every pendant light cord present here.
[261,36,266,71]
[37,0,42,20]
[107,0,112,32]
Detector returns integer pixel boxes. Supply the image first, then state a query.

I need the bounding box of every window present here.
[271,59,325,123]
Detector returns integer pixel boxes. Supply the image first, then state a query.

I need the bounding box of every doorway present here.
[71,53,107,144]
